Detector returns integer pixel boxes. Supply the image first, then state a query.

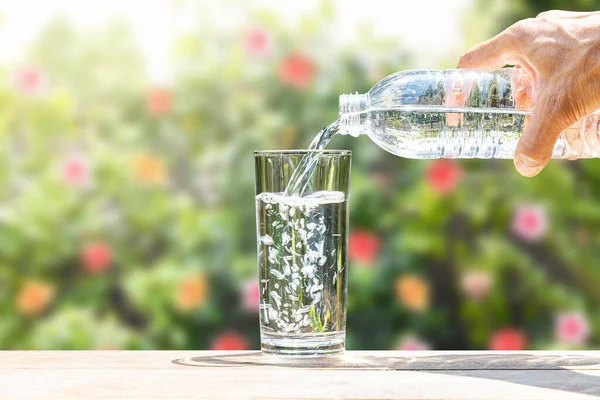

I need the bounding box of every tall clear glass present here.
[254,150,351,355]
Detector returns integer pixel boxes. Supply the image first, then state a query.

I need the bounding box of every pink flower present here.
[348,230,381,264]
[396,335,430,351]
[426,159,462,195]
[488,327,527,350]
[61,155,90,187]
[278,53,315,89]
[244,26,271,55]
[460,270,492,300]
[210,331,249,350]
[81,242,113,274]
[555,312,590,345]
[12,65,45,96]
[512,205,548,241]
[242,279,260,312]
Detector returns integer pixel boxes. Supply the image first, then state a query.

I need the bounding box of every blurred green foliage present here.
[1,1,599,351]
[470,0,600,39]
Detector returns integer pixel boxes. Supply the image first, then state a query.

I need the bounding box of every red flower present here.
[81,242,112,274]
[512,205,548,241]
[210,331,249,350]
[13,65,45,96]
[278,53,315,89]
[244,26,271,55]
[146,87,173,116]
[348,230,381,264]
[242,279,260,312]
[426,159,462,195]
[555,312,589,345]
[488,327,527,350]
[61,155,90,187]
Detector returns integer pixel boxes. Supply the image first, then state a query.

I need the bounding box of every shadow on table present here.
[172,351,373,369]
[402,354,600,397]
[173,352,600,396]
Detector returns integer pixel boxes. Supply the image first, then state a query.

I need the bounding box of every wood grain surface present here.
[1,351,599,399]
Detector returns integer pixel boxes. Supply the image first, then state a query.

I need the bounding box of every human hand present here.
[457,11,600,176]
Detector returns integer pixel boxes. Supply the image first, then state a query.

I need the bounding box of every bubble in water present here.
[261,235,274,245]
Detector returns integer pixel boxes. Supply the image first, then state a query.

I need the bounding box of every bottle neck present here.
[339,93,369,137]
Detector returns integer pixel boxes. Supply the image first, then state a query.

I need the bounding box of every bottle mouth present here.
[339,92,365,114]
[339,93,367,137]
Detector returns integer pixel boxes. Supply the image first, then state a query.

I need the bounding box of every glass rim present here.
[254,149,351,157]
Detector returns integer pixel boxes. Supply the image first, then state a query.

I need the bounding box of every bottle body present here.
[339,69,600,159]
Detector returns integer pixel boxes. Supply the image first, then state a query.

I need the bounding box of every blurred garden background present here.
[1,0,600,351]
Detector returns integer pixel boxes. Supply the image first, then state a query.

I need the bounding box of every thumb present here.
[514,94,572,177]
[457,30,517,69]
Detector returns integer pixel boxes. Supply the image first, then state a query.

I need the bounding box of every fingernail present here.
[514,155,542,177]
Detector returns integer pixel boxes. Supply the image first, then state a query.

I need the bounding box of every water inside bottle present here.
[365,106,528,159]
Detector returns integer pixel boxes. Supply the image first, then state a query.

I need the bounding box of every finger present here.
[514,94,575,176]
[583,114,600,157]
[538,10,595,19]
[457,29,520,69]
[509,67,534,111]
[536,10,567,19]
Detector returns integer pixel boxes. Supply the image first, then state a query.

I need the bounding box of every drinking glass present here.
[254,150,351,355]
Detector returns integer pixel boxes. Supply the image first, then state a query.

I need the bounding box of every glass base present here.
[261,332,345,356]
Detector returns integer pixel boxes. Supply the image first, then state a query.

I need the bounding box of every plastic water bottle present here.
[338,69,600,159]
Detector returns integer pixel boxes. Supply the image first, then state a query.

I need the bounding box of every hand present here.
[457,11,600,176]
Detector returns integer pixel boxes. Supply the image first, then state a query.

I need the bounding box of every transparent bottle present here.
[338,69,600,159]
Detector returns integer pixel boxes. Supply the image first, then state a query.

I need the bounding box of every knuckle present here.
[536,9,563,19]
[536,11,549,19]
[508,19,535,39]
[518,136,552,165]
[536,10,557,20]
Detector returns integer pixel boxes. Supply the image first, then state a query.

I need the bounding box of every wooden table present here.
[1,351,600,399]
